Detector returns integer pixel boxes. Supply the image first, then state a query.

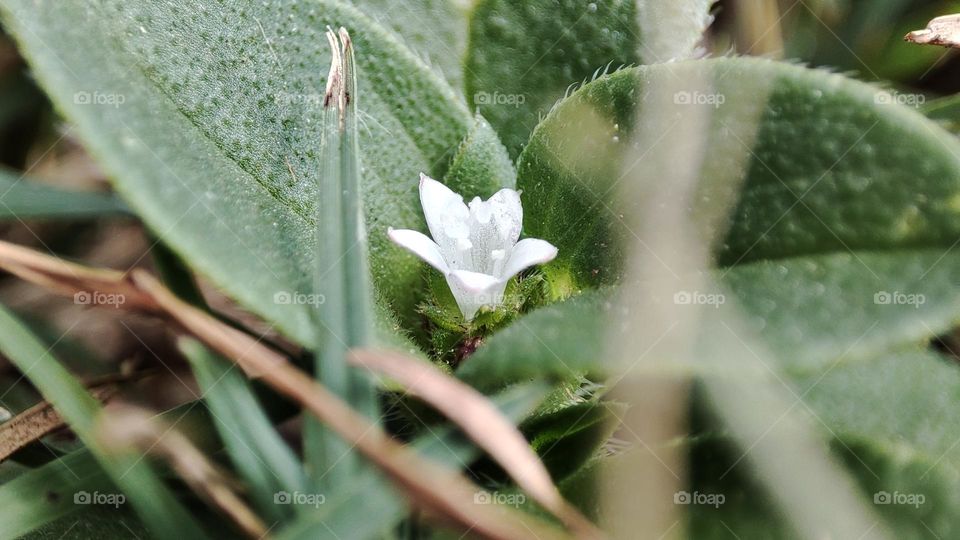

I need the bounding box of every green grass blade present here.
[0,449,114,539]
[0,167,129,220]
[0,303,209,539]
[306,28,379,490]
[182,338,309,523]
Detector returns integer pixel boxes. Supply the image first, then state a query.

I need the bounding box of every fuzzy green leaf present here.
[443,113,517,195]
[348,0,469,90]
[465,0,640,158]
[519,58,960,290]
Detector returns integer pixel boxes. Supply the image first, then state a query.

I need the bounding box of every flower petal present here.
[485,188,522,246]
[446,269,507,320]
[387,228,449,274]
[447,269,502,292]
[501,238,558,279]
[419,173,469,247]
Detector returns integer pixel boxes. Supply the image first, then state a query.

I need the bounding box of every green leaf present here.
[693,349,960,539]
[0,303,208,539]
[182,338,308,522]
[0,167,128,220]
[443,113,517,195]
[465,0,640,157]
[522,400,623,482]
[0,0,497,347]
[519,57,960,290]
[457,289,611,391]
[461,248,960,390]
[348,0,468,90]
[794,350,960,540]
[718,249,960,373]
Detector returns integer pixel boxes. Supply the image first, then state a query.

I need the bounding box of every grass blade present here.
[307,26,378,488]
[0,303,209,539]
[0,166,129,220]
[182,337,309,522]
[0,448,114,538]
[96,405,268,539]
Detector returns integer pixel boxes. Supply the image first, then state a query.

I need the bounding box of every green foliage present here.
[21,505,150,540]
[276,382,551,538]
[522,400,623,482]
[0,167,129,220]
[691,350,960,539]
[183,339,308,522]
[0,0,501,347]
[0,304,208,539]
[457,289,610,390]
[348,0,469,90]
[7,0,960,537]
[519,58,960,291]
[307,28,379,489]
[465,0,639,157]
[443,113,517,196]
[0,449,117,539]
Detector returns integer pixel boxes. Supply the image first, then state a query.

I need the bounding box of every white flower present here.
[388,174,558,320]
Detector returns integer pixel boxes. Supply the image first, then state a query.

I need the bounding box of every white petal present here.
[486,188,522,245]
[387,228,449,274]
[501,238,558,279]
[419,173,469,246]
[447,269,501,292]
[446,269,506,320]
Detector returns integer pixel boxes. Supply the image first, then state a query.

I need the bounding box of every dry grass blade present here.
[0,371,152,462]
[350,348,602,539]
[0,385,113,461]
[96,404,269,539]
[906,14,960,47]
[0,240,155,309]
[0,239,269,378]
